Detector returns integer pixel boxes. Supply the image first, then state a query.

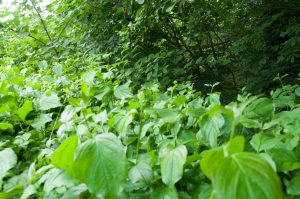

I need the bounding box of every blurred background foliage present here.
[1,0,300,100]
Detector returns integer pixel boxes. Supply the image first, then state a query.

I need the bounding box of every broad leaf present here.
[0,122,13,130]
[211,153,281,199]
[186,107,205,118]
[20,185,37,199]
[92,110,108,124]
[74,133,127,198]
[192,184,212,199]
[160,145,187,186]
[94,86,111,101]
[31,113,52,131]
[111,110,136,137]
[81,70,96,85]
[198,113,224,148]
[244,98,274,119]
[17,101,33,121]
[150,185,178,199]
[40,168,77,192]
[76,124,89,136]
[250,132,281,152]
[286,175,300,196]
[140,122,154,139]
[62,184,88,199]
[267,148,300,172]
[114,82,133,99]
[129,161,152,184]
[51,136,79,177]
[52,63,63,76]
[295,87,300,97]
[38,60,48,71]
[201,137,282,199]
[60,105,80,123]
[39,93,62,110]
[0,148,17,186]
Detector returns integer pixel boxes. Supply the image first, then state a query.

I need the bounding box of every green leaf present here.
[244,98,274,119]
[156,108,180,125]
[39,93,62,110]
[52,63,63,76]
[74,133,127,198]
[273,95,295,108]
[20,185,37,199]
[68,98,82,107]
[214,153,281,199]
[160,145,187,186]
[178,192,192,199]
[250,133,281,152]
[111,110,136,137]
[295,87,300,97]
[60,105,80,123]
[198,113,224,148]
[226,136,245,154]
[31,113,52,131]
[81,70,96,85]
[150,185,178,199]
[166,3,176,13]
[200,138,244,177]
[40,168,77,192]
[17,101,33,121]
[62,184,88,199]
[173,95,186,107]
[38,60,48,71]
[201,137,243,179]
[238,117,261,129]
[95,86,111,101]
[92,110,108,124]
[186,107,205,118]
[140,122,154,139]
[201,137,282,199]
[192,184,212,199]
[0,184,23,199]
[0,148,17,186]
[76,124,88,136]
[51,136,79,177]
[0,123,13,130]
[287,175,300,196]
[267,148,300,172]
[129,161,152,184]
[208,93,220,106]
[114,82,133,99]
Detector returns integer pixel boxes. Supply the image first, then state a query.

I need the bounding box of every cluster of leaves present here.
[0,57,300,198]
[0,0,300,198]
[2,0,299,95]
[48,0,300,93]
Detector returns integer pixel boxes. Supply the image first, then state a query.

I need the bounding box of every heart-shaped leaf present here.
[74,133,127,198]
[160,145,187,186]
[39,93,62,110]
[201,137,282,199]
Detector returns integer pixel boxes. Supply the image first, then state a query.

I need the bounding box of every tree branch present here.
[8,28,47,45]
[29,0,59,56]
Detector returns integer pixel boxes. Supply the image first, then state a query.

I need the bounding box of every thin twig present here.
[57,18,71,39]
[29,0,59,56]
[27,34,47,45]
[7,28,47,45]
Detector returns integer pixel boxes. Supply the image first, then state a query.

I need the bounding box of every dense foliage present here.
[0,0,300,198]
